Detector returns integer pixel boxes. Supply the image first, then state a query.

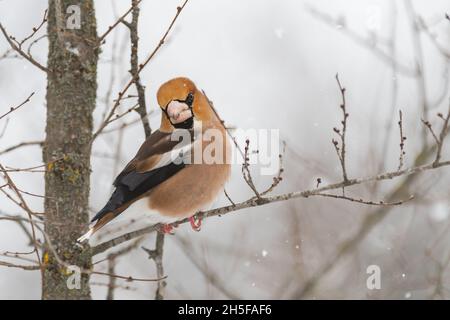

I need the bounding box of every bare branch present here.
[422,119,440,144]
[0,118,8,139]
[307,5,418,77]
[142,232,166,300]
[260,141,285,196]
[40,229,163,284]
[105,238,143,299]
[92,0,190,140]
[0,92,35,121]
[241,139,261,198]
[0,141,43,156]
[0,164,42,270]
[223,189,236,206]
[314,192,414,206]
[434,103,450,165]
[0,260,40,271]
[27,34,47,58]
[13,9,48,48]
[176,236,241,299]
[0,24,49,72]
[97,0,142,45]
[332,74,349,188]
[91,270,165,282]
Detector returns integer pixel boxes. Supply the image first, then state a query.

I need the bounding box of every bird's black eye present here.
[185,92,194,107]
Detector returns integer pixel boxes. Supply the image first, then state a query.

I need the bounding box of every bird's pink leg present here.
[160,224,175,234]
[189,215,202,232]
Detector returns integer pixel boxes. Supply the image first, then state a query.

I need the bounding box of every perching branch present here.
[92,156,450,256]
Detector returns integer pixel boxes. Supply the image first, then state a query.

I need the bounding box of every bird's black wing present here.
[91,129,192,223]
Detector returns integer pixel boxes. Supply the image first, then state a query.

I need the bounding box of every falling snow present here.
[430,202,449,222]
[274,27,285,39]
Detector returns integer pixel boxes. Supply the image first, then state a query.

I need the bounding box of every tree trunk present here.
[42,0,98,299]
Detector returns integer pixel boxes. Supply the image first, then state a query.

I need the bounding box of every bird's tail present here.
[76,211,118,243]
[77,228,94,243]
[77,186,130,243]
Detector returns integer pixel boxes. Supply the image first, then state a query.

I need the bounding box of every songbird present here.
[77,77,231,242]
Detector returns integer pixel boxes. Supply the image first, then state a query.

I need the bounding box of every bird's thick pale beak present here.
[166,100,193,124]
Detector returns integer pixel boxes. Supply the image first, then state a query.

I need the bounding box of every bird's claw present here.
[189,215,202,232]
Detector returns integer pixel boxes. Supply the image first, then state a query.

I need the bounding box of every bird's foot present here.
[160,224,175,235]
[189,215,202,232]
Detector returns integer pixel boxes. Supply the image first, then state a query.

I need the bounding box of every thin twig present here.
[0,141,43,156]
[105,237,143,299]
[397,110,406,171]
[0,23,48,72]
[422,119,439,144]
[13,9,48,48]
[306,5,418,77]
[126,0,151,138]
[0,164,42,271]
[260,141,285,196]
[315,193,414,206]
[97,0,142,45]
[241,139,262,199]
[405,0,429,147]
[0,92,35,121]
[434,103,450,165]
[224,189,236,206]
[0,260,40,270]
[332,74,349,190]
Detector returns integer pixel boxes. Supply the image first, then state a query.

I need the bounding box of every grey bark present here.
[42,0,98,299]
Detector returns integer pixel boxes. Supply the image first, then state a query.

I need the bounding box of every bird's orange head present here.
[157,77,216,132]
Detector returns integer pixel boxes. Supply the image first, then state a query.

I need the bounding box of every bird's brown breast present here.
[147,123,231,218]
[147,162,230,218]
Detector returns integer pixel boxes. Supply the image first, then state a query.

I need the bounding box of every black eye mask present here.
[163,92,195,129]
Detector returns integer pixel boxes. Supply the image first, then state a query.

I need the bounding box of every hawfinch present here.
[78,77,231,242]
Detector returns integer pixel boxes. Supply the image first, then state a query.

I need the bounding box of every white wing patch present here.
[148,121,202,171]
